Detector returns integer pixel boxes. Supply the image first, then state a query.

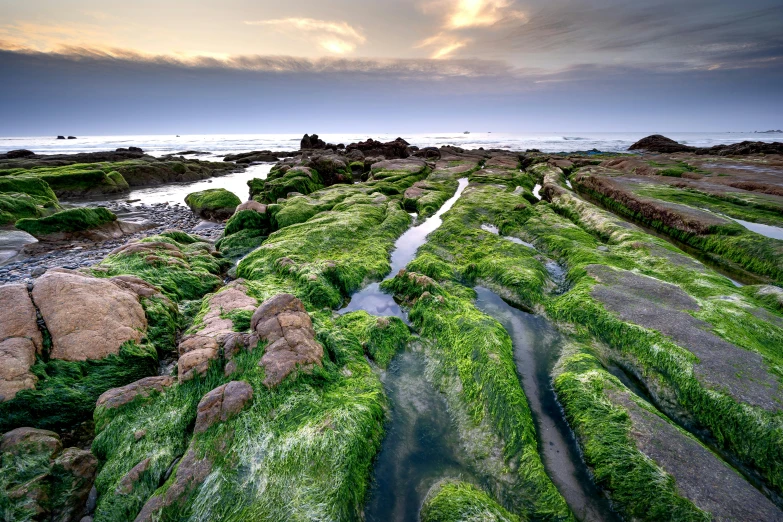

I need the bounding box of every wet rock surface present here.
[96,376,175,410]
[193,380,253,433]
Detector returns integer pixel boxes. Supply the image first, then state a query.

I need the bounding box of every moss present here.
[141,296,182,354]
[249,167,324,204]
[0,341,158,433]
[421,481,522,522]
[0,175,59,203]
[335,311,410,367]
[0,163,130,197]
[92,233,229,302]
[185,188,241,215]
[15,207,116,236]
[0,192,46,225]
[553,346,709,521]
[237,190,411,309]
[92,313,387,521]
[216,229,267,260]
[220,308,253,332]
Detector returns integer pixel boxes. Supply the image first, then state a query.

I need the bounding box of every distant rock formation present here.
[629,134,783,156]
[346,137,411,159]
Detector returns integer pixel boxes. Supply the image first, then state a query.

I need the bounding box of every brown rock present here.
[51,447,99,521]
[31,270,147,361]
[251,294,323,387]
[628,134,696,153]
[178,347,218,382]
[235,200,267,214]
[1,427,62,457]
[116,457,151,494]
[0,283,42,401]
[134,448,212,522]
[194,381,253,433]
[96,376,175,410]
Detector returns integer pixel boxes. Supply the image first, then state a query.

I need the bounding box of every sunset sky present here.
[1,0,781,135]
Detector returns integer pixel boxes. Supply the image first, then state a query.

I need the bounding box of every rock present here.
[223,151,280,163]
[1,427,98,522]
[1,427,62,457]
[67,136,77,139]
[96,376,175,410]
[185,188,241,220]
[0,283,42,401]
[346,137,411,159]
[134,448,212,522]
[250,294,324,387]
[235,200,267,214]
[31,269,147,361]
[628,135,696,153]
[31,266,47,277]
[300,133,326,150]
[116,457,152,494]
[699,141,783,156]
[305,154,351,185]
[57,136,65,139]
[4,149,35,159]
[178,347,219,382]
[193,380,253,433]
[51,447,99,521]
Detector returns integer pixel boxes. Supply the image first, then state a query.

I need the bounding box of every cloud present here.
[417,33,470,59]
[416,0,527,57]
[245,17,365,55]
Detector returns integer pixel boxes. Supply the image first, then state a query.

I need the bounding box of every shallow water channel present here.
[339,176,616,520]
[474,287,619,522]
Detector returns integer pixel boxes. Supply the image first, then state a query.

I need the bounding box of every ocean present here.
[2,131,781,159]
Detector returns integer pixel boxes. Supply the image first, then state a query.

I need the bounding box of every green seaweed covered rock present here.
[0,176,60,225]
[0,269,179,432]
[15,206,117,238]
[91,231,230,301]
[185,188,242,220]
[91,292,387,521]
[215,201,271,259]
[421,481,521,522]
[0,427,99,522]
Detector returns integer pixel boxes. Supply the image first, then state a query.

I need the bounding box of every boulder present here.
[193,381,253,433]
[235,200,267,214]
[5,149,35,159]
[1,427,98,522]
[96,376,175,410]
[305,154,351,185]
[628,135,696,153]
[185,188,242,220]
[251,294,324,387]
[0,283,42,401]
[176,282,258,382]
[223,151,280,163]
[300,133,326,150]
[31,269,147,361]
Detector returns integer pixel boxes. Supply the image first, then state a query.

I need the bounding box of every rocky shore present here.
[1,134,782,522]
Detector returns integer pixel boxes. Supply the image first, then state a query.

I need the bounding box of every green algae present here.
[92,312,387,521]
[237,191,411,309]
[185,188,241,216]
[553,345,709,521]
[250,167,324,204]
[15,207,116,236]
[92,232,230,302]
[0,176,60,224]
[0,163,130,197]
[382,274,572,520]
[0,341,158,433]
[334,310,410,367]
[421,481,522,522]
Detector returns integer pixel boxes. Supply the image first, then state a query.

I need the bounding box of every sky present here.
[0,0,781,135]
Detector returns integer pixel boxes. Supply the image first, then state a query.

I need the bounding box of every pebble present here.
[0,201,225,284]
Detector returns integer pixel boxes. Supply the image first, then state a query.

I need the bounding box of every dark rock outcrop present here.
[223,151,280,163]
[346,137,411,159]
[628,135,696,153]
[300,133,327,150]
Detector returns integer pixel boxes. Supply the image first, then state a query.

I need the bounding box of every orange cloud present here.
[245,17,366,55]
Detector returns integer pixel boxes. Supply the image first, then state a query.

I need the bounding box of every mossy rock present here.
[185,188,241,220]
[0,176,60,224]
[335,311,410,368]
[420,481,521,522]
[15,207,116,238]
[91,311,386,521]
[91,232,230,301]
[0,164,130,197]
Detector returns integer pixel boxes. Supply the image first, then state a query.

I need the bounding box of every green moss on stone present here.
[335,311,410,367]
[15,207,116,236]
[421,481,522,522]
